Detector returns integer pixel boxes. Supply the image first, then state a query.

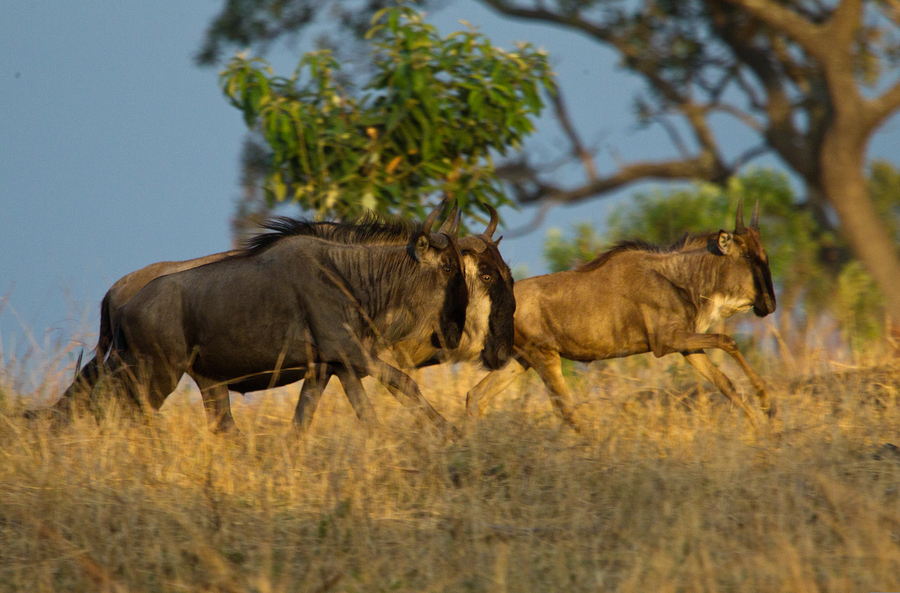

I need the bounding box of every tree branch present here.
[498,155,731,205]
[502,199,557,239]
[717,0,826,58]
[480,0,615,42]
[868,77,900,129]
[548,80,598,181]
[710,103,765,133]
[730,143,772,170]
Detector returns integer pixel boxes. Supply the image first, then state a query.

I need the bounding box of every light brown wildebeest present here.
[465,199,777,428]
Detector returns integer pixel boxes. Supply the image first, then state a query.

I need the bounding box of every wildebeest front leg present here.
[336,366,378,424]
[465,356,530,419]
[293,366,332,432]
[193,376,238,433]
[681,351,760,426]
[672,332,775,416]
[370,361,456,435]
[669,330,772,418]
[293,365,378,432]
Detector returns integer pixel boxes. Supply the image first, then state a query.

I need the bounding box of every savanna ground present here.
[2,327,900,592]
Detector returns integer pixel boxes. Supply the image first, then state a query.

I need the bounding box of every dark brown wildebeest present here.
[105,202,471,433]
[465,200,777,428]
[292,204,516,431]
[32,205,515,430]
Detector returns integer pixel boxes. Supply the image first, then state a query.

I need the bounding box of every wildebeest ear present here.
[714,230,733,255]
[413,234,431,261]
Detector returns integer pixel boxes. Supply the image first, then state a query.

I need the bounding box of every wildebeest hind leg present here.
[60,355,102,409]
[529,350,581,430]
[193,376,238,433]
[681,351,760,427]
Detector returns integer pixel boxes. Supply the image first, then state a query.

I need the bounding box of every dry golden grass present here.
[2,351,900,592]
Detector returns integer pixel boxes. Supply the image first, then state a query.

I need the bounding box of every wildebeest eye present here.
[444,266,453,273]
[481,274,492,283]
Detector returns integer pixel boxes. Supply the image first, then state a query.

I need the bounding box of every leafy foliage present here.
[219,7,553,222]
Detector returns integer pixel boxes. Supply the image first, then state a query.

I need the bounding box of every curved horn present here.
[734,199,746,235]
[482,203,499,239]
[429,232,449,249]
[451,207,461,236]
[437,200,459,235]
[423,198,447,234]
[458,235,487,253]
[750,198,760,230]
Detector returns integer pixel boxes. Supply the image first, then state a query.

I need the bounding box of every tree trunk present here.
[820,128,900,327]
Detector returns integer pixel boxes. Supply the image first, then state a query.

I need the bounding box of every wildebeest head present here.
[456,204,516,370]
[414,200,469,350]
[708,199,777,318]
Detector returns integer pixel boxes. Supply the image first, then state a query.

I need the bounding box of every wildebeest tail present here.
[97,290,114,359]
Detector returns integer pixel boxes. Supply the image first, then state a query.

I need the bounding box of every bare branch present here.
[548,80,598,181]
[497,155,731,205]
[882,0,900,25]
[710,103,765,133]
[730,143,772,170]
[502,199,557,239]
[654,115,692,159]
[717,0,826,58]
[705,1,802,165]
[868,77,900,129]
[480,0,615,42]
[733,69,765,111]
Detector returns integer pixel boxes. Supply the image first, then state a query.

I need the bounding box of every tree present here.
[200,0,900,324]
[217,7,553,226]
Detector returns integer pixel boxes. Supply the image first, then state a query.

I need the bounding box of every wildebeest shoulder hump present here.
[575,233,710,272]
[240,214,421,255]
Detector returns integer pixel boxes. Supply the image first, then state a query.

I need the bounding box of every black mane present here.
[576,233,712,272]
[242,214,421,255]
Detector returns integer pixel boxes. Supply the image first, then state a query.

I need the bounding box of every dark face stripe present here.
[436,250,468,349]
[482,275,516,369]
[752,260,777,317]
[478,244,516,369]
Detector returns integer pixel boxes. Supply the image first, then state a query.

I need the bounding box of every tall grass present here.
[1,349,899,592]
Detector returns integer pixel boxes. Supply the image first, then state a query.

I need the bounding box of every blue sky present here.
[2,2,899,391]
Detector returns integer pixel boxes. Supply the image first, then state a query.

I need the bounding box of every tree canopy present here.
[203,0,900,329]
[218,7,553,225]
